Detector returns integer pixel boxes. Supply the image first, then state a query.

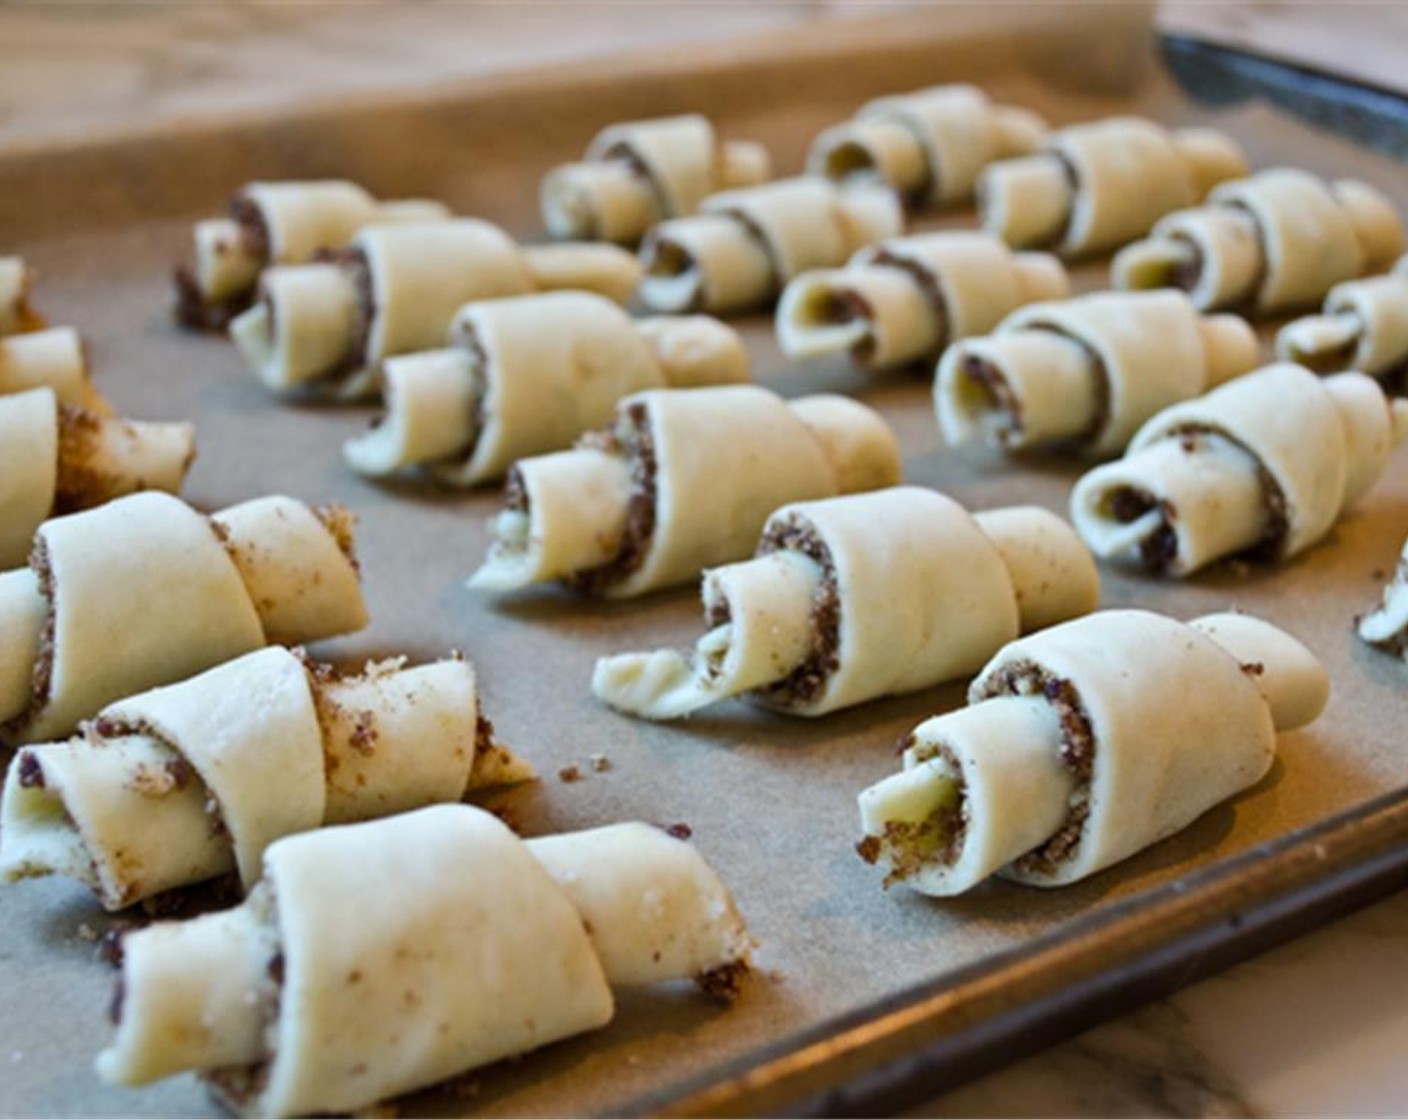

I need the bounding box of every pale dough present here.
[0,326,106,413]
[593,486,1098,719]
[857,609,1328,894]
[1277,254,1408,376]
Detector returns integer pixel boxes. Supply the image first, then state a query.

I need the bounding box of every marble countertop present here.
[5,4,1408,1117]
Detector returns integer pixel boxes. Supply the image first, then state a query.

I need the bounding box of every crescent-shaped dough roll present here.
[1277,254,1408,376]
[344,291,748,485]
[228,219,644,400]
[637,176,904,315]
[0,648,531,910]
[469,384,901,598]
[1071,364,1408,576]
[0,326,107,413]
[979,117,1248,259]
[97,805,751,1117]
[0,491,368,745]
[174,180,450,330]
[776,232,1069,371]
[0,257,45,335]
[594,487,1098,720]
[1113,169,1407,315]
[808,84,1046,208]
[936,289,1260,457]
[858,609,1328,894]
[0,387,196,567]
[542,113,772,245]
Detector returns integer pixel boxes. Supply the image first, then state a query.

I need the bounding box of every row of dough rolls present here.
[345,291,749,486]
[542,113,771,245]
[1072,363,1408,577]
[98,805,752,1118]
[0,490,367,745]
[230,218,642,401]
[594,486,1098,719]
[469,383,902,598]
[1,646,531,911]
[858,609,1328,894]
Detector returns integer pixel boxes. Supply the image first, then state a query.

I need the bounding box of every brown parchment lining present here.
[4,9,1408,1119]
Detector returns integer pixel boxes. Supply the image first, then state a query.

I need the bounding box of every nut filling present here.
[974,659,1096,876]
[173,196,270,331]
[567,402,658,593]
[754,515,840,707]
[857,742,969,887]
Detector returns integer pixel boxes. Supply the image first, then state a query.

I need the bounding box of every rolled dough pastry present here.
[594,486,1098,719]
[0,326,106,413]
[637,176,904,315]
[0,491,368,745]
[228,218,644,401]
[858,609,1328,893]
[97,804,751,1117]
[809,83,1046,208]
[776,232,1068,371]
[1357,533,1408,657]
[174,180,450,330]
[345,291,749,486]
[469,384,902,598]
[936,289,1260,457]
[1113,169,1407,315]
[0,387,196,568]
[979,116,1248,258]
[1071,363,1408,576]
[1277,254,1408,376]
[1,648,531,910]
[542,113,772,245]
[0,256,44,335]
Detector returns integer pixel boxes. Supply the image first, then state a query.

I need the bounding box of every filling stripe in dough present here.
[978,116,1248,259]
[808,83,1046,208]
[0,491,368,745]
[593,486,1098,720]
[857,609,1328,893]
[173,180,451,331]
[636,176,904,315]
[1113,169,1407,315]
[228,219,644,401]
[0,257,46,336]
[469,384,902,598]
[542,113,772,246]
[0,648,531,910]
[935,289,1260,457]
[1277,254,1408,376]
[344,291,749,486]
[0,387,196,568]
[96,804,752,1118]
[776,232,1069,371]
[1070,363,1408,576]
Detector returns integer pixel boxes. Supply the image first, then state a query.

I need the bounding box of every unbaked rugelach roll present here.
[858,609,1328,894]
[0,387,196,567]
[0,257,44,335]
[1113,169,1407,315]
[0,491,367,745]
[229,219,644,400]
[979,116,1248,259]
[174,180,450,330]
[97,805,752,1118]
[0,326,106,412]
[1071,363,1408,576]
[1358,534,1408,657]
[345,291,748,485]
[936,289,1260,458]
[594,487,1098,720]
[809,84,1046,208]
[542,113,771,246]
[470,384,902,597]
[637,176,904,315]
[776,232,1068,371]
[1,648,531,910]
[1277,254,1408,376]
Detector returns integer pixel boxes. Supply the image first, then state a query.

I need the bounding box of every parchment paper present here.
[2,8,1408,1118]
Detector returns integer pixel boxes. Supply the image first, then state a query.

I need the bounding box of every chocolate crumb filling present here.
[2,536,57,742]
[754,514,840,708]
[824,287,877,365]
[663,822,693,841]
[862,742,969,887]
[567,402,658,593]
[1105,485,1180,572]
[437,318,492,467]
[1167,233,1205,293]
[975,659,1097,876]
[696,959,750,1004]
[172,196,270,331]
[52,405,125,514]
[309,246,375,388]
[312,503,362,575]
[16,751,43,788]
[959,352,1025,445]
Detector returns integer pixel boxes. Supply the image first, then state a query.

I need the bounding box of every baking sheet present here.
[4,8,1408,1118]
